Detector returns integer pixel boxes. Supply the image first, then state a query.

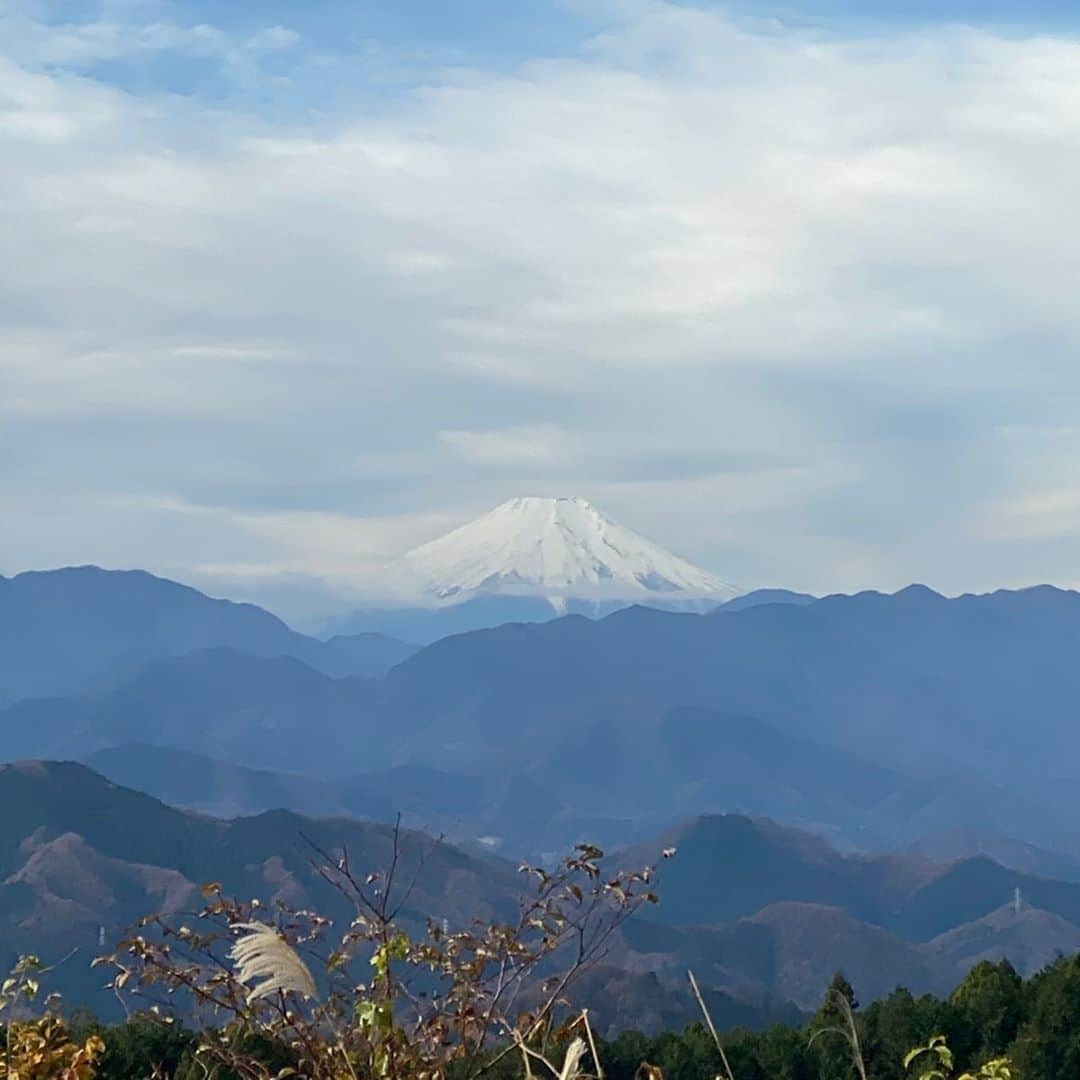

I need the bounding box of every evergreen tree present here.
[809,973,866,1079]
[949,959,1023,1067]
[863,988,953,1080]
[754,1024,815,1080]
[1010,955,1080,1077]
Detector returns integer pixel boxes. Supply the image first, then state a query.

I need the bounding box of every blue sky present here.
[18,0,1080,109]
[4,0,1080,620]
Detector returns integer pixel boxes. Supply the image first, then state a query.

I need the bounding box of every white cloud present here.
[438,427,578,466]
[986,488,1080,541]
[4,2,1080,608]
[246,26,301,55]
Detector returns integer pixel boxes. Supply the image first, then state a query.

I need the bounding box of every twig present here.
[688,970,736,1080]
[577,1009,604,1080]
[807,989,869,1080]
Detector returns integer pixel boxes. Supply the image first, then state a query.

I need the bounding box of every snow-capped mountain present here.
[397,496,739,606]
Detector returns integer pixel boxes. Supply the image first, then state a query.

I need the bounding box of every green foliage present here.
[17,942,1080,1080]
[596,970,1019,1080]
[903,1035,1011,1080]
[647,1022,729,1080]
[70,1018,198,1080]
[808,974,868,1080]
[862,989,952,1080]
[1009,954,1080,1077]
[948,961,1023,1067]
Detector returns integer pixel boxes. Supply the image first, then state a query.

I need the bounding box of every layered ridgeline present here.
[0,566,417,706]
[329,496,748,642]
[0,760,522,1021]
[3,760,1080,1027]
[7,568,1080,859]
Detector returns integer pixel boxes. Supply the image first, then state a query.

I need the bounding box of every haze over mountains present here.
[6,498,1080,1026]
[4,575,1071,859]
[5,564,1080,857]
[1,761,1076,1028]
[0,567,416,707]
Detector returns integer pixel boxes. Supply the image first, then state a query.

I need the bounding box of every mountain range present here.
[1,761,1078,1028]
[0,567,415,707]
[364,583,1080,844]
[8,548,1080,1025]
[3,568,1080,859]
[0,760,522,1017]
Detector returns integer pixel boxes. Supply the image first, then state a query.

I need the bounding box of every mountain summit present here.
[398,496,737,606]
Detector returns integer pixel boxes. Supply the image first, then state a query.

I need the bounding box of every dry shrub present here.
[99,832,661,1080]
[0,1017,105,1080]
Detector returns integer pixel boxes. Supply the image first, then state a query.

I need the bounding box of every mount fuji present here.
[328,497,741,642]
[399,496,737,605]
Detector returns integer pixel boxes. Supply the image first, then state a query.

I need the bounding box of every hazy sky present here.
[5,0,1080,616]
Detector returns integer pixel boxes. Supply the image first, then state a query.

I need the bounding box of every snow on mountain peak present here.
[398,496,738,603]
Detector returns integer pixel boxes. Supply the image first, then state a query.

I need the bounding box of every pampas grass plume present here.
[230,922,317,1004]
[559,1037,588,1080]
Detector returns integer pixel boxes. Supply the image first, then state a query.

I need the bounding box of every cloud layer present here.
[4,1,1080,618]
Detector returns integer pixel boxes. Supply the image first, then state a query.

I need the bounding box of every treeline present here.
[599,956,1080,1079]
[57,953,1080,1079]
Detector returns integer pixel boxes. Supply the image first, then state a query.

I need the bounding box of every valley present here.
[4,557,1080,1035]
